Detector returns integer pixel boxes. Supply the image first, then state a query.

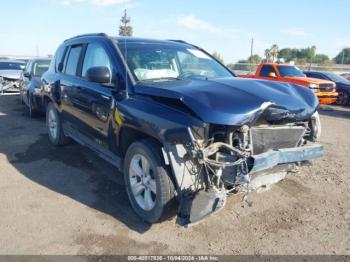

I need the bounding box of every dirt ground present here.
[0,93,349,255]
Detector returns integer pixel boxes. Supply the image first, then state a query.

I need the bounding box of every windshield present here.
[277,65,305,77]
[33,60,50,77]
[0,61,25,70]
[117,42,233,82]
[324,72,350,83]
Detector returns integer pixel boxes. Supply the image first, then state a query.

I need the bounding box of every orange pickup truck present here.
[239,63,338,104]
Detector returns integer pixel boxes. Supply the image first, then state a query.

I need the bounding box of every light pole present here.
[250,38,254,73]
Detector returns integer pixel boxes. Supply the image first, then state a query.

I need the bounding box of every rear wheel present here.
[124,139,175,223]
[46,102,69,146]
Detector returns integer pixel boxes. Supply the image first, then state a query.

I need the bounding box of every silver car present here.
[0,60,26,93]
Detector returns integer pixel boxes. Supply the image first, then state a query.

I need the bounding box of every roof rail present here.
[168,39,189,44]
[64,33,108,42]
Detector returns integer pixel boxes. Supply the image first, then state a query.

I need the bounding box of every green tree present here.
[212,52,224,64]
[230,59,249,71]
[314,54,330,64]
[119,9,133,37]
[247,54,262,64]
[298,46,316,62]
[278,48,299,62]
[334,48,350,64]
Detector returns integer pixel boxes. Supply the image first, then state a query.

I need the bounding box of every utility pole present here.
[341,49,345,65]
[36,45,39,57]
[250,38,254,72]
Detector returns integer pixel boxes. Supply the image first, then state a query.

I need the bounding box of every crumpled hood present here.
[0,70,22,80]
[134,77,319,125]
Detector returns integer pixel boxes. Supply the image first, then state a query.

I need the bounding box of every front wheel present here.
[28,95,38,118]
[335,91,349,105]
[124,139,175,223]
[46,102,69,146]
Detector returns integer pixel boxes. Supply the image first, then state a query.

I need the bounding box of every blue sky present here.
[1,0,349,63]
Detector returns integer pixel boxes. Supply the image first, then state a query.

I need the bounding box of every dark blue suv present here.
[42,33,323,225]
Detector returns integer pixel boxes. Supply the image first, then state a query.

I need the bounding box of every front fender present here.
[118,96,205,144]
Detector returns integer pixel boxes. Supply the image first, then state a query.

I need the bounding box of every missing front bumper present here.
[250,143,323,174]
[169,142,323,226]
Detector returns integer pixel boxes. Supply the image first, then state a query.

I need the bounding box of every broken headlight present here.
[308,111,322,141]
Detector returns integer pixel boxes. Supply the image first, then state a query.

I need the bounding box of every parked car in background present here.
[41,33,323,225]
[304,71,350,105]
[239,63,338,105]
[340,73,350,81]
[0,60,26,93]
[19,58,51,117]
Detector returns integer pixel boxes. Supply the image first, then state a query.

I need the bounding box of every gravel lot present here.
[0,93,349,255]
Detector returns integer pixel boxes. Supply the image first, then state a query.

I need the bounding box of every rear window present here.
[259,65,276,77]
[65,46,82,76]
[33,60,51,77]
[0,62,25,70]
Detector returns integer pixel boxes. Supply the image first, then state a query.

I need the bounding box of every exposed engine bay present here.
[164,107,323,226]
[0,76,20,94]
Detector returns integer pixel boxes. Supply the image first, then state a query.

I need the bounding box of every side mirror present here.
[85,66,111,84]
[23,71,31,78]
[268,72,277,78]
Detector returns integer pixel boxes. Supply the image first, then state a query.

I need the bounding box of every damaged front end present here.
[0,76,20,94]
[163,106,323,226]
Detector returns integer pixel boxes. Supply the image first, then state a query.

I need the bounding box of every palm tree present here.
[270,44,279,62]
[265,49,271,62]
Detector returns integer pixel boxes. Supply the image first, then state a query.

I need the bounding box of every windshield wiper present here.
[137,77,182,83]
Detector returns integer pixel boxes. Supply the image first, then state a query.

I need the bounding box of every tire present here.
[46,102,69,146]
[335,91,349,105]
[124,139,175,223]
[28,95,37,118]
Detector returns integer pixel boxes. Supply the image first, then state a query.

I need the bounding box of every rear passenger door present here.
[73,42,115,148]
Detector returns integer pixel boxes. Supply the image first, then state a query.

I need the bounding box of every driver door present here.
[72,42,116,148]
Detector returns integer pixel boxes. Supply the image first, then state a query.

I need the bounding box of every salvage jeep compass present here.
[42,33,323,225]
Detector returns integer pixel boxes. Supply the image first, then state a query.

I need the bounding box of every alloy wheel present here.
[129,154,157,211]
[48,109,58,140]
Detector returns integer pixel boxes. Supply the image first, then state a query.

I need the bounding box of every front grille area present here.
[319,83,335,92]
[251,126,306,155]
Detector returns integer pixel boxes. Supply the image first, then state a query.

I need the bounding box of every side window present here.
[308,73,317,78]
[24,61,32,74]
[259,65,276,77]
[82,43,111,80]
[54,45,66,72]
[315,74,327,80]
[65,45,82,76]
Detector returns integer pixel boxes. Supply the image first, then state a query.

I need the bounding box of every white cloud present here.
[280,28,308,36]
[176,14,223,34]
[60,0,130,6]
